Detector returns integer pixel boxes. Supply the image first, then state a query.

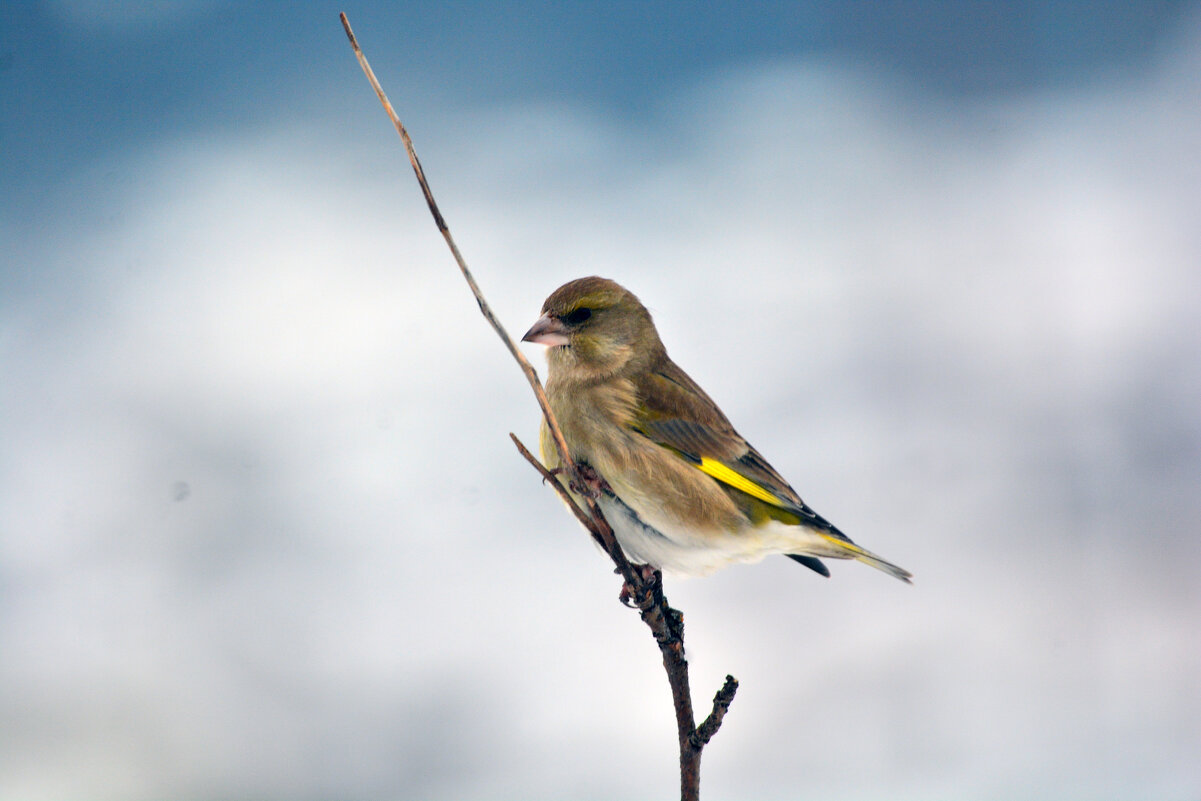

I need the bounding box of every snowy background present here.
[2,2,1200,799]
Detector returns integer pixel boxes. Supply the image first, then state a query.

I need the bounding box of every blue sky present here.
[3,2,1201,799]
[2,1,1191,197]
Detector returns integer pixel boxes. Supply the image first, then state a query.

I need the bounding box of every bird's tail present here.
[819,534,912,584]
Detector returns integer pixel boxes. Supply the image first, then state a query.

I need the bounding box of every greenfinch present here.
[522,276,911,583]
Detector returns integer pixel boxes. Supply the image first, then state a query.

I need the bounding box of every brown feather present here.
[529,277,910,581]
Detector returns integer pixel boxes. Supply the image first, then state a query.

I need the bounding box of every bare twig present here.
[340,13,736,799]
[339,12,574,475]
[510,433,602,548]
[694,675,740,749]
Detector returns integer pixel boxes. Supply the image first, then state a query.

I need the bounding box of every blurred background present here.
[3,2,1200,798]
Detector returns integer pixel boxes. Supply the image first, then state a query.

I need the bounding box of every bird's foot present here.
[569,462,611,499]
[618,562,660,608]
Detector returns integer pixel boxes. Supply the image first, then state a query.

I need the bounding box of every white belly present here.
[596,490,830,577]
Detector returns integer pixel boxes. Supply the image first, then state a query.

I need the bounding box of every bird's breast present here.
[544,378,640,463]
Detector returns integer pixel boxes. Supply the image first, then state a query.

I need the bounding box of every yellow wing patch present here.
[697,457,787,507]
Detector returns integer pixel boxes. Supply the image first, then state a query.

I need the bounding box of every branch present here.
[694,675,740,749]
[340,14,736,799]
[339,11,574,476]
[510,432,602,548]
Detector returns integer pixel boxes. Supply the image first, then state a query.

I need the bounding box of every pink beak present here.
[521,313,571,347]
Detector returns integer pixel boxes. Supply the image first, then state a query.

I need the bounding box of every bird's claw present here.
[617,562,660,608]
[568,479,595,498]
[569,462,611,499]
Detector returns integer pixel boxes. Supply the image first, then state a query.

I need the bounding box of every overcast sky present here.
[2,2,1200,799]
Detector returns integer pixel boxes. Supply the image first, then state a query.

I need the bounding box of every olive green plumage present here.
[522,276,911,582]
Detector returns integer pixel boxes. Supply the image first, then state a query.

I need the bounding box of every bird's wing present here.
[630,357,914,584]
[631,358,848,539]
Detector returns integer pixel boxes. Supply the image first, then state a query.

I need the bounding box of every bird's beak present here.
[522,313,571,347]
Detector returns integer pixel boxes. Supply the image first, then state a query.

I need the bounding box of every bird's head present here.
[522,276,664,382]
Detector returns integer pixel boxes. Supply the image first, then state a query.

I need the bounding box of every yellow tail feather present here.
[819,534,913,584]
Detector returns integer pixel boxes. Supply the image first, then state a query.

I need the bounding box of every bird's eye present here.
[563,307,593,325]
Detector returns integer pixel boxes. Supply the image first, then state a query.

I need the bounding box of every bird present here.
[521,276,911,583]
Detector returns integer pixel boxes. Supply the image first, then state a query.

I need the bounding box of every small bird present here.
[522,276,911,583]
